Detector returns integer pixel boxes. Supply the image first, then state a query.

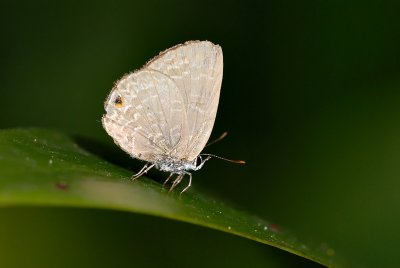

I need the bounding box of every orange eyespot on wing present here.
[114,95,124,108]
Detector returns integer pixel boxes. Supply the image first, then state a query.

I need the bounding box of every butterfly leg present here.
[131,163,155,181]
[180,173,192,195]
[163,173,174,188]
[169,173,184,192]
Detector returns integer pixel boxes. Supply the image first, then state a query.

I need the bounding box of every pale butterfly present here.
[102,40,243,193]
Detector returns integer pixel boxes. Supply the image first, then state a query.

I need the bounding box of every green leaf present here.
[0,128,340,267]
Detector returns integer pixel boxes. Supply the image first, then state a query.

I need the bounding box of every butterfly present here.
[102,40,242,193]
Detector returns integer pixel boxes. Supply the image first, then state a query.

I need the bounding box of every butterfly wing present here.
[146,41,223,161]
[102,69,187,162]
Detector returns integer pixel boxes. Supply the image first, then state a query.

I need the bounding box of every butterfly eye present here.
[114,95,124,108]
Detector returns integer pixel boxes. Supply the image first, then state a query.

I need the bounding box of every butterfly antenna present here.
[206,132,228,147]
[200,153,246,164]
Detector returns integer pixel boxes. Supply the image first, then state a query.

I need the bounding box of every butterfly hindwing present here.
[102,69,188,161]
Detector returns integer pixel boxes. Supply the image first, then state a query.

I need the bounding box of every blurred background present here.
[1,0,400,267]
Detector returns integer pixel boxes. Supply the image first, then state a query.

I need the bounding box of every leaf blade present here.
[0,128,340,267]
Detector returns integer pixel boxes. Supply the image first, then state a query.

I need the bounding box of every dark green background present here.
[1,0,400,267]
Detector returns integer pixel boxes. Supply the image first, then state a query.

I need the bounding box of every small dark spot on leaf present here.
[56,182,68,190]
[270,223,282,233]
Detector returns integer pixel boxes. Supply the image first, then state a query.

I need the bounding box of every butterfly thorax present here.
[154,156,197,174]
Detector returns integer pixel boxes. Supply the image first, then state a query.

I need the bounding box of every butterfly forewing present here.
[146,41,223,161]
